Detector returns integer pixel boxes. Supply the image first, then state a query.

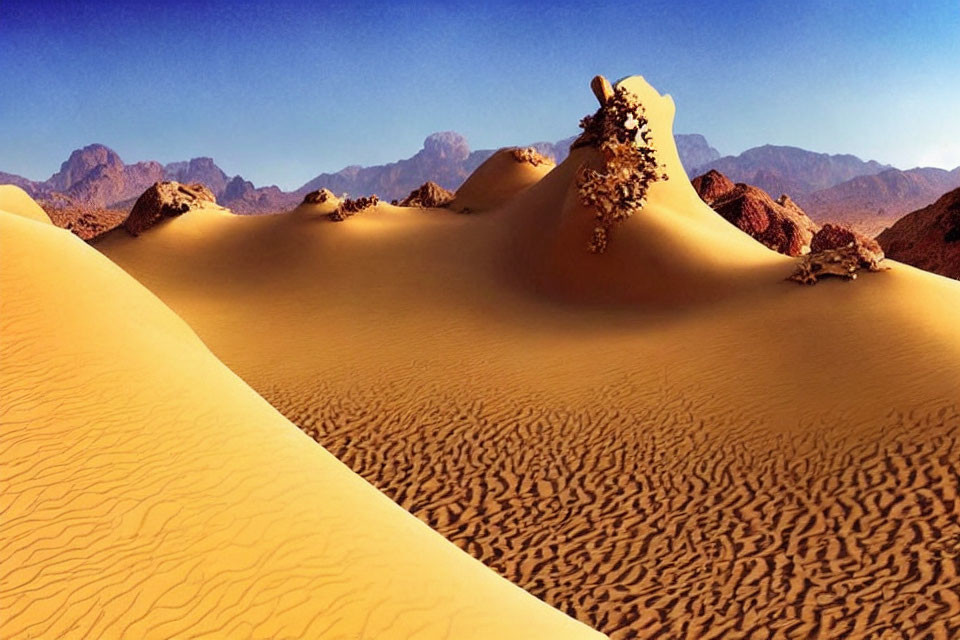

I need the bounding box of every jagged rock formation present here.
[395,182,454,208]
[692,169,819,256]
[877,186,960,279]
[789,224,885,284]
[574,75,667,253]
[329,195,379,222]
[123,182,216,236]
[691,169,736,204]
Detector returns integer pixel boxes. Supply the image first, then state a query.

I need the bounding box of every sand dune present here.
[449,147,555,213]
[83,75,960,638]
[0,184,52,224]
[0,211,604,638]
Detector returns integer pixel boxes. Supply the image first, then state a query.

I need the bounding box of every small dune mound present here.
[394,181,454,208]
[329,195,379,221]
[692,169,819,257]
[302,188,336,205]
[572,75,668,253]
[511,147,554,167]
[123,181,216,236]
[449,148,555,214]
[789,224,886,284]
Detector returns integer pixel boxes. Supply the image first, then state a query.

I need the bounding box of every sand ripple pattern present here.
[272,377,960,639]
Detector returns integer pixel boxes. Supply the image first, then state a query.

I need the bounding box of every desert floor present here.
[4,75,959,639]
[88,77,960,639]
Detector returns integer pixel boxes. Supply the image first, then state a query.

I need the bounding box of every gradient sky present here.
[2,0,959,190]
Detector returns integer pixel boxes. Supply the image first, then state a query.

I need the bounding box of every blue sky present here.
[2,0,959,189]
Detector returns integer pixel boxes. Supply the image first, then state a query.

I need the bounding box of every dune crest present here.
[0,184,53,224]
[449,147,555,213]
[0,209,603,639]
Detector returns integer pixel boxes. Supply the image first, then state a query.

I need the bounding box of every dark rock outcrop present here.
[329,195,379,222]
[692,170,820,256]
[302,188,336,205]
[395,182,454,208]
[877,187,960,279]
[691,169,735,205]
[789,224,886,284]
[123,182,216,236]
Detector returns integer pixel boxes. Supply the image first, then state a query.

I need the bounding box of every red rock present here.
[789,223,886,285]
[396,182,454,208]
[690,169,735,204]
[692,170,819,256]
[877,187,960,279]
[329,195,379,222]
[123,182,216,236]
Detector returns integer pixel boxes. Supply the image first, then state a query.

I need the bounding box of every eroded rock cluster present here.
[393,182,454,208]
[510,147,554,167]
[301,188,336,205]
[329,195,379,222]
[692,169,820,257]
[789,224,886,284]
[123,181,216,236]
[573,75,668,253]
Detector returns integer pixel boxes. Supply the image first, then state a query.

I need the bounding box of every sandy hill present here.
[91,75,960,639]
[0,200,602,638]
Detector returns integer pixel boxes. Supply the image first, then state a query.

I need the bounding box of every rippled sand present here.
[86,76,960,638]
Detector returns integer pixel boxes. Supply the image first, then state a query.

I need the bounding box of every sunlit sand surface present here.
[28,76,960,638]
[0,204,603,638]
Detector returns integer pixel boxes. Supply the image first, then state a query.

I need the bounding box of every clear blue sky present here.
[2,0,958,189]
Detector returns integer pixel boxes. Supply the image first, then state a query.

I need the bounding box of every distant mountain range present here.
[690,147,960,236]
[878,186,960,280]
[4,135,959,239]
[0,132,720,217]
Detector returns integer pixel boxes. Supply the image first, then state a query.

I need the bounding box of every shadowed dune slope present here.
[0,184,53,224]
[93,76,960,638]
[0,211,604,639]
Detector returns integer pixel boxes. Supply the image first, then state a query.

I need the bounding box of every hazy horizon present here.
[2,0,959,190]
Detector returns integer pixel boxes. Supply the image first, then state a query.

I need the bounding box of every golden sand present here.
[12,75,960,638]
[0,184,52,224]
[0,207,602,638]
